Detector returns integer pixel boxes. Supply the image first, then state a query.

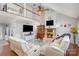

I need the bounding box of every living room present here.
[0,3,79,56]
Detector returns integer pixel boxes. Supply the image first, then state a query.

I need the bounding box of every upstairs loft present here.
[0,3,41,23]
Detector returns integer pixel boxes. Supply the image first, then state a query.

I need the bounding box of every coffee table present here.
[26,39,46,46]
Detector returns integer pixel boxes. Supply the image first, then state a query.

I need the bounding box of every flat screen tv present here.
[23,25,33,32]
[46,20,54,26]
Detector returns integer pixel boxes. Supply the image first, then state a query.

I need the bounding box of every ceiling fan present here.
[35,5,49,15]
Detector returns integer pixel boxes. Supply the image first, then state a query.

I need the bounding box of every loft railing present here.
[13,3,40,16]
[0,3,40,21]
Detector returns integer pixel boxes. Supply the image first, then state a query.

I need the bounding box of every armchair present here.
[41,36,70,56]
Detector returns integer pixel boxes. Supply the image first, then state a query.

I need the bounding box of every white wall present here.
[8,19,39,41]
[44,9,77,44]
[56,12,77,43]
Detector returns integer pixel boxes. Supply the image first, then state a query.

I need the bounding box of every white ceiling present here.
[41,3,79,19]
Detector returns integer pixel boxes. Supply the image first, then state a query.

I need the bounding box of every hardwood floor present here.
[66,43,79,56]
[0,45,17,56]
[0,43,79,56]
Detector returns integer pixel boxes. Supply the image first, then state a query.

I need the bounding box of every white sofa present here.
[41,36,70,56]
[8,37,40,56]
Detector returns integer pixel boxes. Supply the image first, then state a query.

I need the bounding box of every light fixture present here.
[37,5,48,16]
[32,3,49,25]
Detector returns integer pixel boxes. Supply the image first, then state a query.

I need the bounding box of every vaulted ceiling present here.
[42,3,79,19]
[27,3,79,19]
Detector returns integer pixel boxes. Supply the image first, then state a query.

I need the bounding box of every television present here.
[46,20,54,26]
[23,25,33,32]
